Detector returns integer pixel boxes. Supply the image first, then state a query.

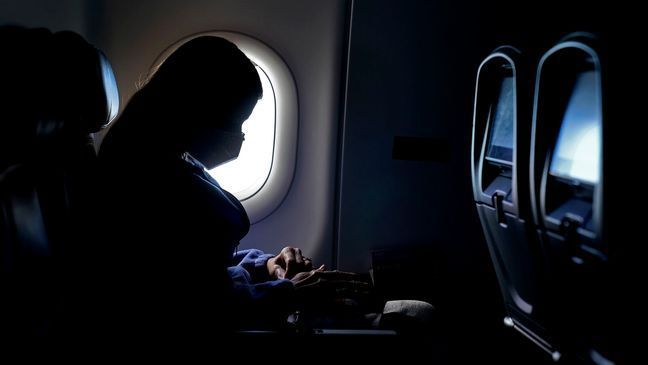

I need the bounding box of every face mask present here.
[215,130,245,165]
[187,129,245,170]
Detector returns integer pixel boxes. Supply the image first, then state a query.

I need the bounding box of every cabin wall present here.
[337,0,491,279]
[0,0,86,35]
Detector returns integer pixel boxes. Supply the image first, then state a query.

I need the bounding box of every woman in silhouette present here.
[98,36,325,334]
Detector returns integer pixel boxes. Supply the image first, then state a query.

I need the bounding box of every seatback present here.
[0,26,52,172]
[0,28,119,338]
[530,34,614,363]
[471,46,558,357]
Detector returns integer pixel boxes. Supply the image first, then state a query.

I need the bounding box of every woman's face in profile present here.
[187,127,245,169]
[184,99,256,169]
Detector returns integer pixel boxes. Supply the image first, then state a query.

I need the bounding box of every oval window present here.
[152,31,298,223]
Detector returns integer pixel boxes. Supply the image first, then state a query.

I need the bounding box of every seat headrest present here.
[0,27,119,167]
[46,30,119,134]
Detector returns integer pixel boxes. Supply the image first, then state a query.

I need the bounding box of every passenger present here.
[98,36,366,334]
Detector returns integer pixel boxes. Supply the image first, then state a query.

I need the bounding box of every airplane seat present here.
[530,33,614,363]
[471,46,559,358]
[0,27,119,338]
[0,26,52,173]
[40,31,119,163]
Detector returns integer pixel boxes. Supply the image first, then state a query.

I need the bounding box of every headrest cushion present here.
[47,31,119,134]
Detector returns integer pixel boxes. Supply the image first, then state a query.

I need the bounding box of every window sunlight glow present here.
[209,66,275,199]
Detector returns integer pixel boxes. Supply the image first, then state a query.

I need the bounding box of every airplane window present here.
[153,31,298,223]
[209,65,275,199]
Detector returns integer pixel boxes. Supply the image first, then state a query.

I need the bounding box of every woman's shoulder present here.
[176,154,250,231]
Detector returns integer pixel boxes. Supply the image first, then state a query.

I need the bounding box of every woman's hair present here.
[101,36,262,160]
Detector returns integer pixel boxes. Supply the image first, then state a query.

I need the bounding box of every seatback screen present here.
[486,77,514,163]
[549,71,601,184]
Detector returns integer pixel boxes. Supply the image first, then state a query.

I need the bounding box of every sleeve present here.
[227,249,297,323]
[231,248,276,283]
[228,265,294,300]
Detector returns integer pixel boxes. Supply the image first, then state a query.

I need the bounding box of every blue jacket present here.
[181,154,295,320]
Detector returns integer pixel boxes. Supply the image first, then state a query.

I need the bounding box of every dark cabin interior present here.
[1,0,641,362]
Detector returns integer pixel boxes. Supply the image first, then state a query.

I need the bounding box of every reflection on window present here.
[209,66,275,199]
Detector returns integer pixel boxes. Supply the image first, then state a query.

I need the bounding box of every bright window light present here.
[209,65,275,199]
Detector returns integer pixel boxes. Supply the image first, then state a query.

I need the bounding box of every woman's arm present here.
[231,248,276,283]
[232,246,314,282]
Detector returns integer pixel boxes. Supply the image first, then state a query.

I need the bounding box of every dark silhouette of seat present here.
[471,46,557,358]
[530,34,615,363]
[0,27,119,338]
[473,35,616,363]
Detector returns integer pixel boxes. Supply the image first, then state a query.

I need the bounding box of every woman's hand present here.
[290,267,370,290]
[266,246,314,279]
[290,267,372,306]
